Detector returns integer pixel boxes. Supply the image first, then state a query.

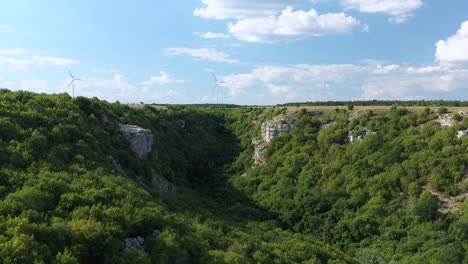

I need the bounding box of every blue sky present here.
[0,0,467,105]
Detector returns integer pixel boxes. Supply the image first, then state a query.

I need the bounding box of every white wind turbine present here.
[210,71,225,104]
[67,69,84,98]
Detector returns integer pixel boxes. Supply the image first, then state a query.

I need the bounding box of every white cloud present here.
[341,0,423,23]
[165,47,238,63]
[194,32,231,39]
[141,71,184,86]
[436,21,468,64]
[407,65,446,74]
[360,70,468,99]
[0,56,35,70]
[228,7,360,42]
[32,55,78,66]
[372,64,400,74]
[193,0,298,19]
[219,62,467,104]
[0,48,28,55]
[21,80,49,93]
[53,74,188,103]
[0,52,78,70]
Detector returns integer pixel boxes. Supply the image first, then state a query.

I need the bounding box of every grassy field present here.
[127,103,468,115]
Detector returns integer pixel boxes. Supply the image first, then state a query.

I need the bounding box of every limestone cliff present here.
[253,118,295,166]
[261,118,295,143]
[118,123,154,158]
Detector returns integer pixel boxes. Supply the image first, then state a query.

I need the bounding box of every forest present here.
[0,89,467,263]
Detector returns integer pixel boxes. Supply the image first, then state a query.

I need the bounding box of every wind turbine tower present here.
[67,69,84,98]
[210,71,225,104]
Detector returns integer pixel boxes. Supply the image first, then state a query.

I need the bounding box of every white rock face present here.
[348,127,373,143]
[252,118,295,167]
[261,119,295,143]
[123,236,145,253]
[437,114,456,127]
[253,143,268,166]
[457,129,468,139]
[118,124,154,158]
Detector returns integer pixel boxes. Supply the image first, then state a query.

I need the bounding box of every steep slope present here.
[0,90,352,263]
[231,106,468,263]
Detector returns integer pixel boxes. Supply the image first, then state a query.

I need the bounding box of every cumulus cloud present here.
[165,47,238,63]
[360,70,468,99]
[406,65,447,74]
[0,51,78,70]
[436,21,468,64]
[193,0,298,19]
[228,7,360,42]
[53,74,188,103]
[194,32,231,39]
[341,0,423,23]
[219,62,467,104]
[58,74,141,102]
[141,71,184,86]
[0,48,28,55]
[194,1,360,42]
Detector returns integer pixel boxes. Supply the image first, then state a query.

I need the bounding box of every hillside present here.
[0,90,467,263]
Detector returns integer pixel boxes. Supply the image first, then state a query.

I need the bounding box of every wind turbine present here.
[67,69,84,98]
[210,71,225,104]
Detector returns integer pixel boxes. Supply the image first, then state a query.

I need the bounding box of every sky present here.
[0,0,467,105]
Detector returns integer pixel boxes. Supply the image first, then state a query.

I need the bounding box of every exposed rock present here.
[118,123,154,158]
[123,236,145,253]
[109,156,124,174]
[348,127,374,143]
[250,118,295,167]
[457,129,468,139]
[321,121,336,129]
[261,119,295,143]
[135,171,176,194]
[253,143,268,166]
[423,185,467,213]
[151,171,177,193]
[437,114,456,127]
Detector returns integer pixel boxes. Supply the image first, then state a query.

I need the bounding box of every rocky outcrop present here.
[457,129,468,139]
[123,236,145,253]
[423,185,467,213]
[253,142,268,166]
[109,156,124,174]
[252,118,295,167]
[437,114,456,127]
[118,124,154,158]
[348,127,373,143]
[136,170,176,194]
[151,171,177,193]
[261,119,295,143]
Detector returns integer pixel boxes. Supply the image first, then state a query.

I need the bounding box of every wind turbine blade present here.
[68,68,74,79]
[212,83,218,92]
[67,80,74,89]
[211,72,218,82]
[75,79,85,81]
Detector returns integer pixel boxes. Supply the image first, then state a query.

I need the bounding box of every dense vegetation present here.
[231,106,468,263]
[0,90,350,263]
[0,89,467,263]
[281,100,468,107]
